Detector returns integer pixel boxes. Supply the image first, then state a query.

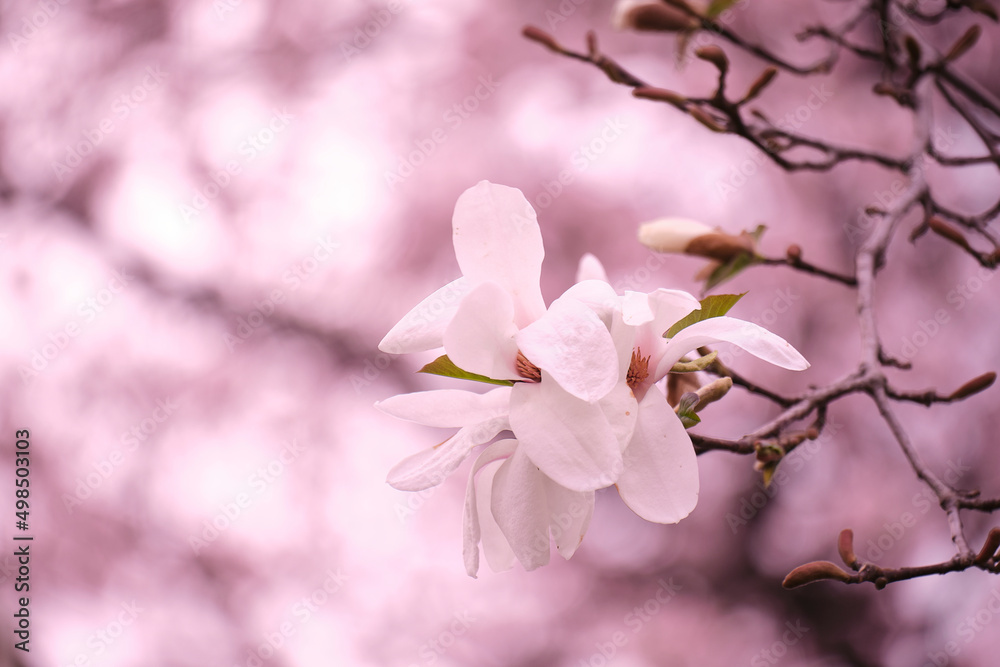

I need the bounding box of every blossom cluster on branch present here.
[377,181,808,577]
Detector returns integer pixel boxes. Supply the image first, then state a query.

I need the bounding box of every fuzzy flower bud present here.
[612,0,700,32]
[638,218,754,262]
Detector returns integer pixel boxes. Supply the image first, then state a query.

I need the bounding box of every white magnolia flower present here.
[379,181,624,493]
[376,182,810,576]
[515,254,810,524]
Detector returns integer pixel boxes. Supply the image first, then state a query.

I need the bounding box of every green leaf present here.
[703,252,758,292]
[706,0,739,18]
[418,355,515,386]
[675,392,701,428]
[760,461,778,488]
[665,292,747,338]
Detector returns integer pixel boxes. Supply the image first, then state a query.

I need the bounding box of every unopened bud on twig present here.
[838,529,860,570]
[695,45,729,75]
[612,0,700,32]
[522,25,563,53]
[782,560,853,588]
[786,244,802,261]
[928,217,973,252]
[948,371,996,401]
[975,527,1000,565]
[741,67,778,104]
[633,86,689,107]
[945,25,981,61]
[638,218,753,261]
[694,376,732,409]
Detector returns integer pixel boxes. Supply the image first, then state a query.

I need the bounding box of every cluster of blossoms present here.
[377,181,807,577]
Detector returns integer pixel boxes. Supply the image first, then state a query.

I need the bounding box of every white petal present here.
[463,440,518,578]
[443,282,520,380]
[515,297,618,402]
[615,386,699,523]
[653,316,810,379]
[558,279,621,329]
[576,253,609,284]
[490,446,551,572]
[452,181,546,327]
[599,382,639,453]
[510,379,624,492]
[544,480,594,560]
[379,277,471,354]
[386,416,509,491]
[375,387,511,427]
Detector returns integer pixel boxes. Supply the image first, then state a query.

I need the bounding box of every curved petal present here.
[515,298,618,402]
[544,480,594,560]
[379,277,470,354]
[443,282,520,380]
[375,387,511,427]
[615,386,699,523]
[386,416,509,491]
[560,279,621,328]
[576,253,609,284]
[452,181,546,327]
[463,440,518,578]
[653,316,810,380]
[510,378,624,492]
[491,446,551,572]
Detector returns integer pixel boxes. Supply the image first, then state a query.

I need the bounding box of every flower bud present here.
[782,560,852,588]
[948,371,996,401]
[633,86,689,107]
[975,527,1000,565]
[694,376,732,409]
[638,218,754,262]
[613,0,700,32]
[695,45,729,75]
[945,25,981,62]
[838,529,859,570]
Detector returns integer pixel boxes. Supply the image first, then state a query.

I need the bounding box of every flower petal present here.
[443,282,520,380]
[386,416,509,491]
[515,297,619,401]
[379,277,470,354]
[544,480,594,560]
[510,378,624,492]
[576,253,609,284]
[463,440,518,578]
[490,446,551,572]
[653,316,810,379]
[599,381,639,453]
[452,181,546,327]
[375,387,511,427]
[615,386,699,523]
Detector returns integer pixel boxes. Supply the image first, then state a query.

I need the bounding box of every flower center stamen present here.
[627,347,651,390]
[516,350,542,383]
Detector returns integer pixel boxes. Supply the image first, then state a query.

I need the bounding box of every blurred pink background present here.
[3,0,1000,665]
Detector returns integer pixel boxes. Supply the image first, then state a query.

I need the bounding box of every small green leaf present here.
[703,252,758,292]
[670,350,718,372]
[706,0,739,19]
[760,461,778,488]
[665,293,747,338]
[675,392,701,428]
[418,355,515,386]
